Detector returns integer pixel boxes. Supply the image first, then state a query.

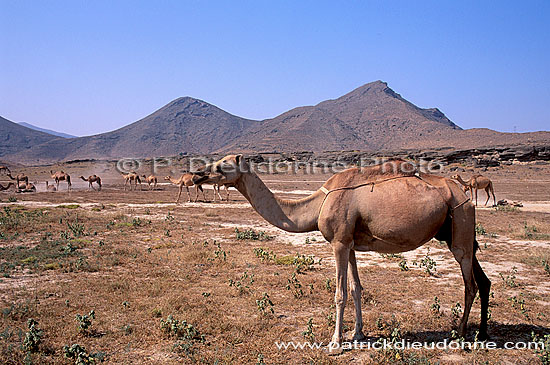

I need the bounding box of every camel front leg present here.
[176,186,182,204]
[215,184,222,201]
[474,188,478,206]
[450,203,478,338]
[348,250,365,341]
[484,188,490,206]
[185,186,191,202]
[331,241,351,350]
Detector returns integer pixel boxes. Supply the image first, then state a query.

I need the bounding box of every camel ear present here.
[235,154,242,166]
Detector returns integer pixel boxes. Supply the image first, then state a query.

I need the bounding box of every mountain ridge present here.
[2,80,549,164]
[18,122,76,139]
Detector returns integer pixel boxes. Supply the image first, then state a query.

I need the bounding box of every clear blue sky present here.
[1,0,549,136]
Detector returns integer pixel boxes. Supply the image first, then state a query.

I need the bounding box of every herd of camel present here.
[0,155,504,348]
[0,165,235,203]
[0,164,496,205]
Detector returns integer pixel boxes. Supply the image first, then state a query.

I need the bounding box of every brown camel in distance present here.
[210,154,491,351]
[0,166,11,175]
[45,181,57,192]
[122,172,141,191]
[452,174,496,206]
[7,173,29,187]
[50,170,71,191]
[17,182,36,193]
[141,175,158,190]
[164,174,210,203]
[195,164,233,201]
[0,182,15,191]
[80,175,102,191]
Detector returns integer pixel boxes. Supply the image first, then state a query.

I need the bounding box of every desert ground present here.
[0,159,549,364]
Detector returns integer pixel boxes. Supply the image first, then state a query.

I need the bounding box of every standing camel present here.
[210,155,491,351]
[0,166,11,175]
[122,172,141,191]
[141,175,158,190]
[79,175,102,191]
[50,170,71,191]
[45,181,57,192]
[195,164,233,201]
[7,173,28,187]
[164,173,210,203]
[0,182,15,191]
[451,174,496,206]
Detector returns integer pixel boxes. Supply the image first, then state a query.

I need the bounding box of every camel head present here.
[211,154,247,184]
[163,176,172,181]
[451,174,460,180]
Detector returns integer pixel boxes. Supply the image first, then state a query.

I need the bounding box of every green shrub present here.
[235,228,272,241]
[23,318,42,353]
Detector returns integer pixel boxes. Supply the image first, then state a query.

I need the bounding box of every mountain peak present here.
[167,96,205,107]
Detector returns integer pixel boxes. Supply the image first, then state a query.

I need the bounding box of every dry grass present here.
[1,162,550,364]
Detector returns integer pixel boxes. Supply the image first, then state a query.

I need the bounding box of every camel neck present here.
[236,172,324,233]
[456,175,470,186]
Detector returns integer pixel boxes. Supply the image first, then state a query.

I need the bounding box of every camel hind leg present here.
[484,186,493,206]
[472,247,491,340]
[436,204,487,338]
[450,203,478,338]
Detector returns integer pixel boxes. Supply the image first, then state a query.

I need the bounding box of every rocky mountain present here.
[18,122,76,138]
[0,116,62,158]
[5,97,257,163]
[2,81,549,164]
[223,81,461,152]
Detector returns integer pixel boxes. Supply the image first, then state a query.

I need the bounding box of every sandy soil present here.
[0,161,549,364]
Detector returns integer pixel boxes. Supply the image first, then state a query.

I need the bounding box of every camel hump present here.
[323,159,418,190]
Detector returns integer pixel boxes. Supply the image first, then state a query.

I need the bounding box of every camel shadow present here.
[353,322,549,349]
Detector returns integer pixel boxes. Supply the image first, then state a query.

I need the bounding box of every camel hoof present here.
[327,342,343,356]
[351,331,366,342]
